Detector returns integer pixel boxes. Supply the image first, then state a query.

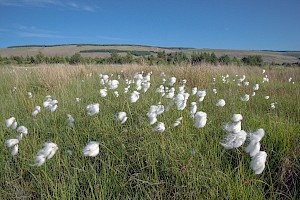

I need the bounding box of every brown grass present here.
[7,63,299,90]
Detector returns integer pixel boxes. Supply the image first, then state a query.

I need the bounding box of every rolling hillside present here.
[0,44,299,64]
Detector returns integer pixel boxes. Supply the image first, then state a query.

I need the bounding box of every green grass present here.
[0,64,299,199]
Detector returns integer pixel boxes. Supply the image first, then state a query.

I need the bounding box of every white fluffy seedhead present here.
[152,122,165,133]
[220,130,247,149]
[86,103,99,116]
[216,99,225,107]
[250,151,267,174]
[83,141,100,157]
[6,117,17,130]
[232,114,243,122]
[116,112,128,124]
[194,112,207,128]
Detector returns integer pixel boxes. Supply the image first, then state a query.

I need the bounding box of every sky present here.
[0,0,300,50]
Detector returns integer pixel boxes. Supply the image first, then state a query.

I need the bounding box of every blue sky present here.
[0,0,299,50]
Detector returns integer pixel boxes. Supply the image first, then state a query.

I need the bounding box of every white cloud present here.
[18,32,64,38]
[83,5,94,12]
[0,0,97,11]
[67,2,78,8]
[13,24,63,38]
[96,35,127,41]
[0,0,63,7]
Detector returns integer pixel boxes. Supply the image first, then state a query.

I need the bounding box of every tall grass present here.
[0,64,299,199]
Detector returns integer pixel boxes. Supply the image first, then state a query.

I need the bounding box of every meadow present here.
[0,63,299,199]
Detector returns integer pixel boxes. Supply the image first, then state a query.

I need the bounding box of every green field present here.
[0,64,299,199]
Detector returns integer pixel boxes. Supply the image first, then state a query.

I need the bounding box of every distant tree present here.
[35,52,45,64]
[157,51,166,60]
[109,52,122,64]
[219,55,231,65]
[148,54,155,65]
[210,52,218,64]
[59,56,67,64]
[69,53,82,64]
[125,52,134,63]
[242,55,263,66]
[191,52,201,65]
[29,56,35,64]
[10,56,24,64]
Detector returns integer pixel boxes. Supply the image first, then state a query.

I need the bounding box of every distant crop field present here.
[0,63,299,199]
[0,44,299,63]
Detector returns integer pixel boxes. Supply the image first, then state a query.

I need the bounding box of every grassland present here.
[0,44,299,64]
[0,63,299,199]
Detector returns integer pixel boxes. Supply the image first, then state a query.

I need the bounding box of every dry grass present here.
[6,63,299,93]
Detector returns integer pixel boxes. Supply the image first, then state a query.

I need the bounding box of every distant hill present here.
[0,44,299,64]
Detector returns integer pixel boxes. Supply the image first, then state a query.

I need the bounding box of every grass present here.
[0,63,299,199]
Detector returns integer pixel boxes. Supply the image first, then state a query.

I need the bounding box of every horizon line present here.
[1,43,300,52]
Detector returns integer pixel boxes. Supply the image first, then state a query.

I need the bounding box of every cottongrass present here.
[1,64,299,199]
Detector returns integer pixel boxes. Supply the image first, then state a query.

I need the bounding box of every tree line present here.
[0,51,287,66]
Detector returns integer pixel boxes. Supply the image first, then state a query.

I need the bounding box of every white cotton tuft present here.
[142,82,151,93]
[43,96,58,112]
[146,104,164,125]
[86,103,99,116]
[224,121,242,133]
[197,90,206,102]
[174,93,189,110]
[249,128,265,142]
[173,117,183,127]
[32,142,58,166]
[129,91,140,103]
[152,122,165,133]
[220,130,247,149]
[212,88,217,94]
[28,92,33,98]
[17,126,28,140]
[5,139,19,156]
[194,111,207,128]
[5,138,19,148]
[245,128,265,157]
[116,112,128,124]
[241,94,250,102]
[32,106,41,116]
[11,144,19,156]
[67,114,75,127]
[270,102,276,109]
[168,77,176,86]
[216,99,226,107]
[165,87,175,98]
[232,114,243,122]
[100,88,108,97]
[114,91,119,97]
[245,141,261,157]
[108,80,119,90]
[220,114,246,149]
[190,102,197,118]
[83,141,100,157]
[6,117,17,130]
[191,87,197,95]
[253,84,259,91]
[250,151,267,174]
